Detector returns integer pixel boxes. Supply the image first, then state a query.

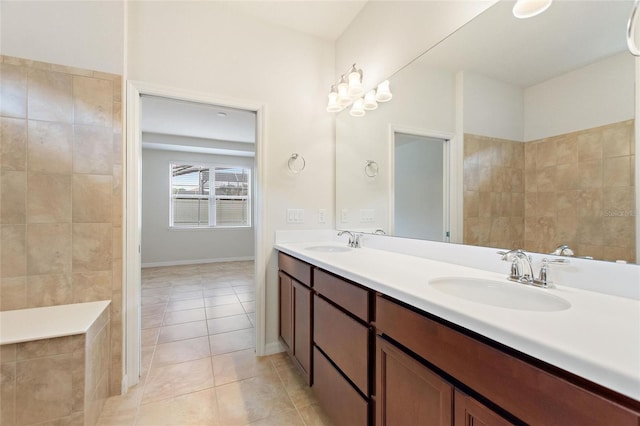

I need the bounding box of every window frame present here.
[168,162,252,229]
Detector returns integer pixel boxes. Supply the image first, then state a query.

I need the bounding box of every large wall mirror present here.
[336,0,638,263]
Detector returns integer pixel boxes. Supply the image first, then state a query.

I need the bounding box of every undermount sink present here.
[305,245,351,253]
[429,277,571,312]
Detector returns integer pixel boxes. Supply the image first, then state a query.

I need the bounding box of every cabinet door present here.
[376,336,453,426]
[278,271,293,350]
[454,390,513,426]
[293,280,312,383]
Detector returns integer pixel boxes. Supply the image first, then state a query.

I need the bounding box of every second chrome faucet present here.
[337,230,362,248]
[499,249,569,288]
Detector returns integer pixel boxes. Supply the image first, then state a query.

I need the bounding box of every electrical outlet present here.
[360,209,375,223]
[318,209,326,224]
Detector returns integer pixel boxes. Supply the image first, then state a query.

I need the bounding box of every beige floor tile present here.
[141,327,159,348]
[209,329,255,355]
[277,365,317,409]
[142,357,214,404]
[237,292,255,302]
[246,408,305,426]
[205,304,246,319]
[141,313,164,329]
[158,320,208,344]
[215,373,295,425]
[141,302,167,317]
[203,287,236,297]
[171,283,203,293]
[169,290,203,301]
[298,403,335,426]
[207,314,253,335]
[204,295,240,307]
[141,287,171,297]
[248,312,257,327]
[100,384,144,418]
[142,295,169,305]
[95,409,137,426]
[163,308,206,325]
[151,336,211,368]
[242,301,256,313]
[212,348,275,387]
[137,388,219,426]
[232,285,254,293]
[166,298,205,312]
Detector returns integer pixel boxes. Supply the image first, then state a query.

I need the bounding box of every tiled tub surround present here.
[0,55,123,394]
[463,119,636,263]
[274,230,640,401]
[1,301,111,425]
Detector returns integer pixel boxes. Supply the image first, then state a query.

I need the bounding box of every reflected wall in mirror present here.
[336,0,637,263]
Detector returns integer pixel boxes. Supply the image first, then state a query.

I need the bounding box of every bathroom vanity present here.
[276,242,640,426]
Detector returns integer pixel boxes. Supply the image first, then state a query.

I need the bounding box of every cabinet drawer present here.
[314,268,369,321]
[278,252,311,287]
[314,295,370,394]
[376,295,640,426]
[313,346,369,426]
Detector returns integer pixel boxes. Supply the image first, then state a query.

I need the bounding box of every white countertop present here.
[275,241,640,402]
[0,300,111,345]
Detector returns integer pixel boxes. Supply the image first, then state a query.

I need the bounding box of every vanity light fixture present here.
[512,0,552,19]
[326,63,393,116]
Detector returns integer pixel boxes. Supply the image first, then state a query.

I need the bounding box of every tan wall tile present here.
[73,76,113,127]
[0,277,27,310]
[15,355,74,424]
[477,166,492,192]
[1,118,27,171]
[577,189,603,218]
[603,123,633,158]
[1,362,17,426]
[556,216,578,243]
[463,135,479,163]
[1,225,26,277]
[602,216,635,248]
[0,170,26,223]
[536,139,556,168]
[524,193,537,217]
[578,160,603,189]
[112,227,123,260]
[72,174,112,223]
[463,163,479,191]
[555,163,579,190]
[536,166,556,192]
[602,186,635,216]
[27,274,73,308]
[113,133,123,166]
[16,335,82,360]
[27,173,71,223]
[72,125,113,175]
[535,192,556,217]
[463,191,479,218]
[73,271,112,303]
[1,344,16,363]
[510,168,524,192]
[72,223,112,272]
[27,69,73,123]
[555,135,578,165]
[576,243,604,260]
[26,223,71,275]
[576,217,603,245]
[511,193,524,217]
[602,246,636,263]
[603,155,632,187]
[0,63,27,118]
[112,164,123,227]
[577,131,603,162]
[524,168,537,192]
[27,120,73,174]
[112,102,122,133]
[556,190,578,217]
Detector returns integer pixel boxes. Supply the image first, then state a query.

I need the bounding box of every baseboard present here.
[264,340,286,356]
[141,256,254,268]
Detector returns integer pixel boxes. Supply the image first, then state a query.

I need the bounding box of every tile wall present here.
[463,119,636,263]
[0,307,110,425]
[0,55,123,393]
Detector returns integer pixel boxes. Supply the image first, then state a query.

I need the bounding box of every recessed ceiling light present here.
[217,112,227,117]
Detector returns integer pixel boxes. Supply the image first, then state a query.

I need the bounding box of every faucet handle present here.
[534,257,569,288]
[497,249,525,261]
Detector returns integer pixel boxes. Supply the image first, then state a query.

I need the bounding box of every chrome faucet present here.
[551,244,574,256]
[498,250,569,288]
[337,230,362,248]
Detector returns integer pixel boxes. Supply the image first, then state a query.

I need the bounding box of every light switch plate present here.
[318,209,326,224]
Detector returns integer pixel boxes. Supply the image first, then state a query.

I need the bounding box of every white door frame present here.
[124,81,267,390]
[388,124,460,242]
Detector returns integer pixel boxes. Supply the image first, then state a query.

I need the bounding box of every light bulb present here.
[337,75,351,107]
[375,80,392,102]
[363,90,378,110]
[349,98,366,117]
[347,65,364,98]
[512,0,552,19]
[326,86,342,112]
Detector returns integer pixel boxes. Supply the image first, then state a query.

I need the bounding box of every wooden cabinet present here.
[376,336,453,426]
[454,390,513,426]
[278,253,313,384]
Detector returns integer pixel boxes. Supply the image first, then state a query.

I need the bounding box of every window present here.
[170,163,251,228]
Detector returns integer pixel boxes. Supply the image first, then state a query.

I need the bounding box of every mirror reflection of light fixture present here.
[363,90,378,110]
[375,80,393,102]
[349,98,366,117]
[512,0,552,19]
[326,63,393,117]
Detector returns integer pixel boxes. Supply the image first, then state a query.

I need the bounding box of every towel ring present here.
[288,153,306,173]
[364,160,378,177]
[628,0,640,56]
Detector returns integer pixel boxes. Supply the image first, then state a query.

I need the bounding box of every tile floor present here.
[97,261,332,425]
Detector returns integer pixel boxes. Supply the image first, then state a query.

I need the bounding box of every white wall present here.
[335,1,496,88]
[463,71,524,141]
[127,1,335,351]
[524,52,635,141]
[0,1,124,74]
[141,149,254,267]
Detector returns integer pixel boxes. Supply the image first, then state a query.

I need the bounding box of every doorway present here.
[125,82,266,390]
[389,130,453,242]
